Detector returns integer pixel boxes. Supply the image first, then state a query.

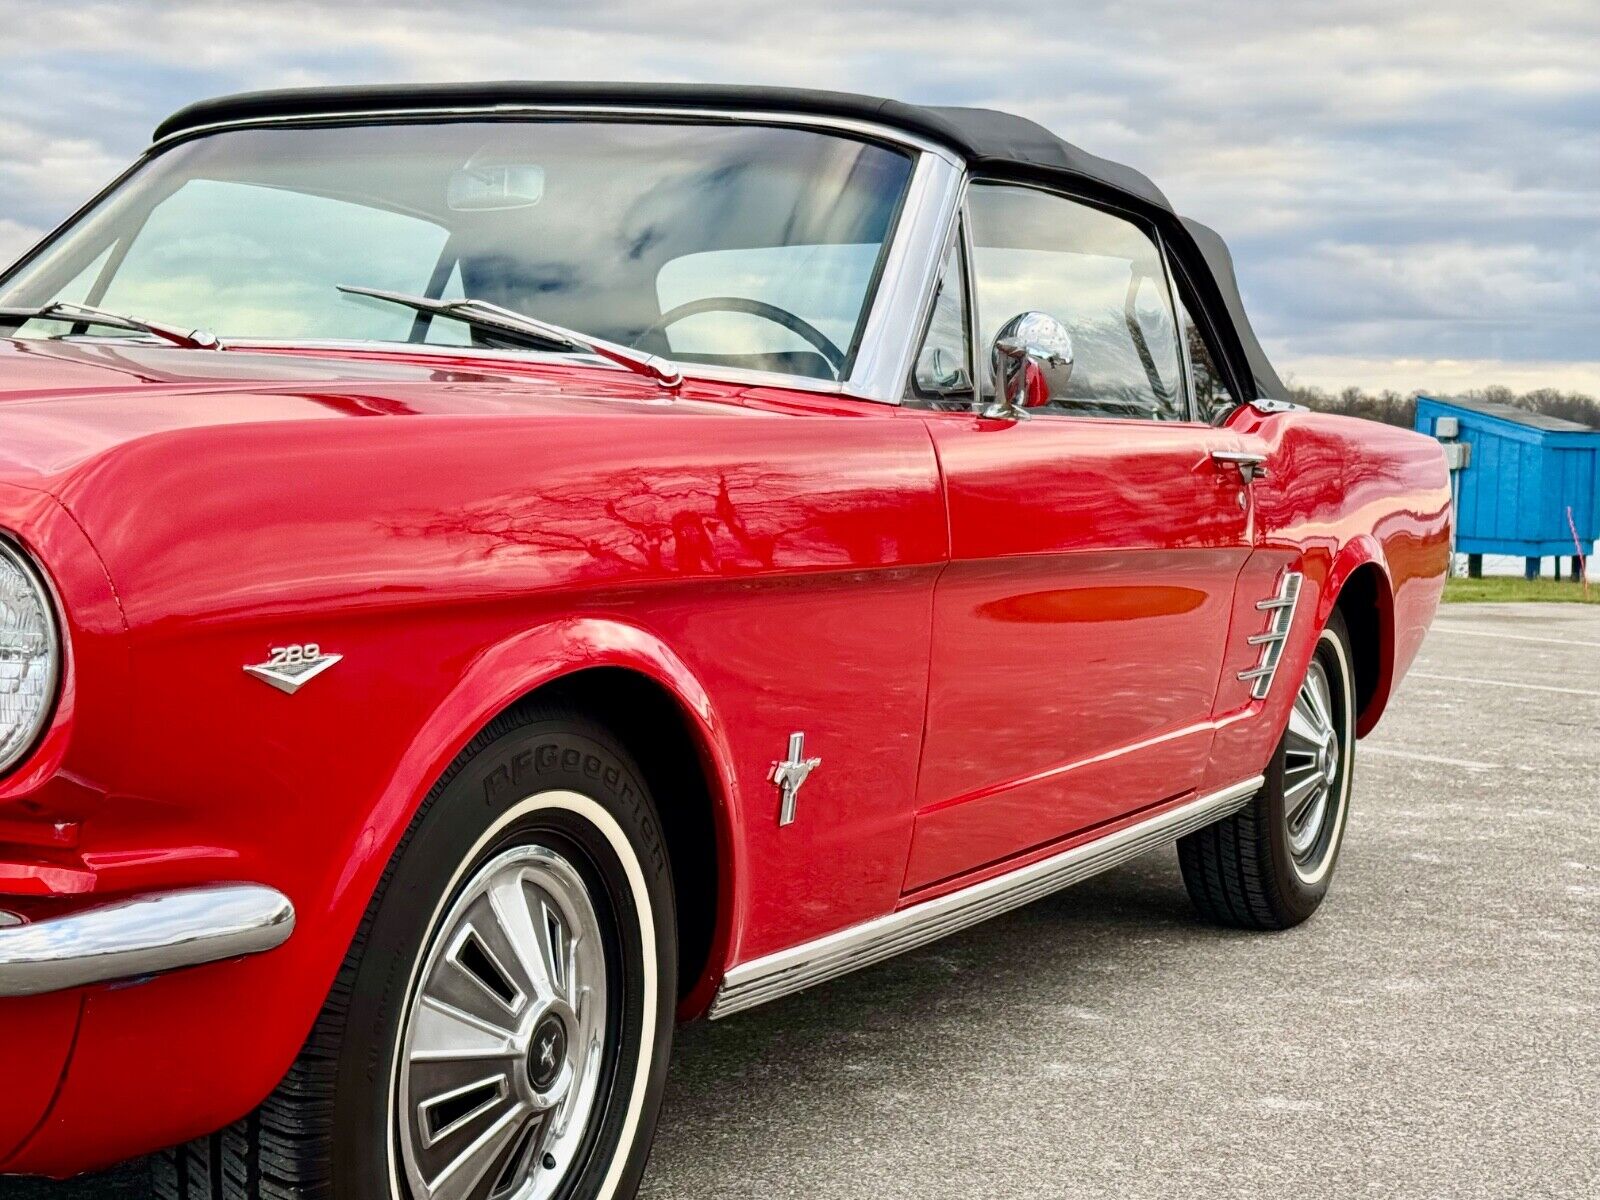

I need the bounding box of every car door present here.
[903,182,1259,892]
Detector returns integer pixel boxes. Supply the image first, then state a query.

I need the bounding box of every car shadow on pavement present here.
[639,852,1221,1194]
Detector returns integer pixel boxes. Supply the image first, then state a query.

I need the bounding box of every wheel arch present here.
[526,665,733,1019]
[1320,541,1396,737]
[345,617,743,1025]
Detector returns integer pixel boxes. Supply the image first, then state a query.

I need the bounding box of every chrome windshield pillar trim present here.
[710,776,1264,1018]
[843,150,965,404]
[0,883,296,998]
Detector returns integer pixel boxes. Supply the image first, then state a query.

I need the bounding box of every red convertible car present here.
[0,84,1448,1198]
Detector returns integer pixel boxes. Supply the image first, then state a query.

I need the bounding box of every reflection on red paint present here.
[978,584,1209,624]
[0,337,1450,1176]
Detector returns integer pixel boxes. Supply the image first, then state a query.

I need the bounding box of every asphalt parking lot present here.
[8,601,1597,1199]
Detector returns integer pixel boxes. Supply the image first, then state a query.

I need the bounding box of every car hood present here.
[0,338,755,481]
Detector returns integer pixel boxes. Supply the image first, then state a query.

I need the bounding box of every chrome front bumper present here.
[0,883,295,998]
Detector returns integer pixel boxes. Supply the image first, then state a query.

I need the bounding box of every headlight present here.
[0,538,61,773]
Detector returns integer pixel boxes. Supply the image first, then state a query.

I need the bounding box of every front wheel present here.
[1178,610,1357,929]
[155,706,677,1200]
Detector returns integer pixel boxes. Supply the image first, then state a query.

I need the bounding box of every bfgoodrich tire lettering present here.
[1178,611,1357,930]
[154,704,677,1200]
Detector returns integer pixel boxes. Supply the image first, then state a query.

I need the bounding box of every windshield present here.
[0,119,916,382]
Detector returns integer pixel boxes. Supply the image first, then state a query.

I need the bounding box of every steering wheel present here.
[639,296,848,378]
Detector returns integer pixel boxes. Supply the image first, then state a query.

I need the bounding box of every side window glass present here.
[906,235,973,404]
[1177,295,1236,422]
[968,183,1186,421]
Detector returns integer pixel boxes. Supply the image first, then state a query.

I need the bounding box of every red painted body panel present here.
[0,338,1449,1177]
[1201,407,1451,789]
[907,413,1255,890]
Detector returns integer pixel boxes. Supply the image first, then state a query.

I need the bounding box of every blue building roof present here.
[1415,395,1598,559]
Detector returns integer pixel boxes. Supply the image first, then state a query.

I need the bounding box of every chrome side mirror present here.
[981,311,1074,419]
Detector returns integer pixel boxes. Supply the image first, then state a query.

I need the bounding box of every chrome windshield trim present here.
[895,172,977,406]
[845,149,964,404]
[139,104,969,407]
[150,103,967,164]
[710,775,1264,1018]
[0,883,295,997]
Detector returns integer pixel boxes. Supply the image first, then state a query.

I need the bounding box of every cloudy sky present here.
[1,0,1595,395]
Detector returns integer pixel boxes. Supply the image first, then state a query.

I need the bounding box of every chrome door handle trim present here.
[1211,449,1270,482]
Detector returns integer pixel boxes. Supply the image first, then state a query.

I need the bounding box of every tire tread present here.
[153,698,624,1199]
[1178,772,1297,929]
[1179,612,1354,931]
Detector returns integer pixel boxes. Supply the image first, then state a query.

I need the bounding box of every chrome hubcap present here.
[1283,658,1341,867]
[397,844,607,1200]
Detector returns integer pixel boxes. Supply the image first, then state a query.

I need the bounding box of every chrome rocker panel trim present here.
[0,883,296,998]
[710,776,1263,1018]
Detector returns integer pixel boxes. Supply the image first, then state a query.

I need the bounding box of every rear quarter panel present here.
[1204,407,1450,789]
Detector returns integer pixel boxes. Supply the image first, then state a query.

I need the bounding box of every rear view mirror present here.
[447,163,546,211]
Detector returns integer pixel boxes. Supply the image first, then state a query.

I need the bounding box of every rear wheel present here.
[1178,611,1357,929]
[154,705,677,1200]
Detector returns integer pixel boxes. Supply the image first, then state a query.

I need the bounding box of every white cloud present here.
[0,0,1596,388]
[0,218,44,266]
[1265,239,1595,320]
[1281,355,1600,398]
[0,120,127,216]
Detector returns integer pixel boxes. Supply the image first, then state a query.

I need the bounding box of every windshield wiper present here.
[337,285,682,389]
[0,301,220,350]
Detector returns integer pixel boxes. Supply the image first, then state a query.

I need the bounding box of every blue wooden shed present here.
[1414,395,1597,579]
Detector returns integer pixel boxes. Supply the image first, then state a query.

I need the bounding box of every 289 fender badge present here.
[244,643,343,694]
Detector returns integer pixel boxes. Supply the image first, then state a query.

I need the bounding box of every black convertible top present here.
[153,82,1287,400]
[155,82,1173,205]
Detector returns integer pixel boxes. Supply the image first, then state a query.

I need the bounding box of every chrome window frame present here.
[1164,251,1255,425]
[4,104,970,407]
[959,177,1201,424]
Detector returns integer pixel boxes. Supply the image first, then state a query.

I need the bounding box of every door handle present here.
[1211,449,1270,483]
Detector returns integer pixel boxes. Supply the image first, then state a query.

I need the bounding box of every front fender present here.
[3,614,743,1177]
[1204,533,1396,792]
